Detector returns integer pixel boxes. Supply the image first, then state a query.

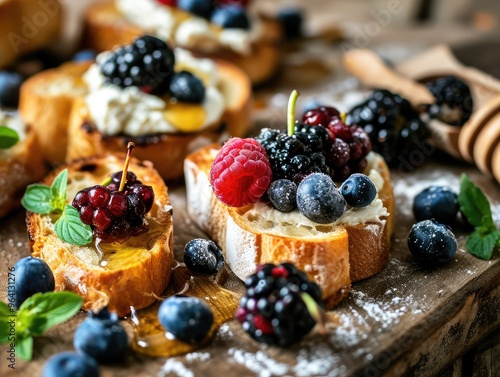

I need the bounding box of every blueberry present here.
[178,0,214,19]
[73,50,98,62]
[407,220,457,265]
[169,71,205,103]
[184,239,224,275]
[296,173,346,224]
[13,257,55,309]
[74,308,128,363]
[413,186,459,225]
[0,71,24,108]
[268,179,297,212]
[43,352,99,377]
[211,5,250,29]
[158,295,213,343]
[340,173,377,207]
[277,7,303,40]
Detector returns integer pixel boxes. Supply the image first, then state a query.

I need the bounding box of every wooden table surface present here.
[1,1,500,376]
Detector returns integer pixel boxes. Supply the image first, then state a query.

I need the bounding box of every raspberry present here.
[210,138,272,207]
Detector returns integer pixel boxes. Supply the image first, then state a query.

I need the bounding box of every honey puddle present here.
[129,266,240,357]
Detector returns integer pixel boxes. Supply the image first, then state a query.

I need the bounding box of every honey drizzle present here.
[130,266,240,357]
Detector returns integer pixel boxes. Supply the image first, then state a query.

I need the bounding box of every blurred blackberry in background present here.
[425,75,473,127]
[99,35,175,95]
[346,89,430,167]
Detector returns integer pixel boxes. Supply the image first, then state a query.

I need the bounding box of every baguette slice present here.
[0,113,46,219]
[184,145,394,309]
[26,155,174,317]
[64,59,252,181]
[19,57,252,179]
[19,61,92,164]
[81,1,282,85]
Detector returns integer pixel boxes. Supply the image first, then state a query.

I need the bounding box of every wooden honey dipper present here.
[343,46,500,184]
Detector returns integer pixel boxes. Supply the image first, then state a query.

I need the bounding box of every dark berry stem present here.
[287,90,300,136]
[301,292,328,335]
[118,142,135,192]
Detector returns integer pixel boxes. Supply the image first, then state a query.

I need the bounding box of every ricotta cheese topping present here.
[116,0,262,55]
[240,154,389,236]
[83,49,225,137]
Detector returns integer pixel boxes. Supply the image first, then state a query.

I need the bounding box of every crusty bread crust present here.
[81,1,282,85]
[0,126,46,219]
[184,145,394,309]
[19,61,92,164]
[26,155,174,317]
[0,0,62,68]
[63,59,252,181]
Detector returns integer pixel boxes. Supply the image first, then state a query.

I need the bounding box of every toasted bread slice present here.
[64,59,252,181]
[19,61,92,164]
[26,155,174,317]
[0,112,46,219]
[184,145,394,309]
[0,0,62,68]
[81,1,282,85]
[19,56,252,178]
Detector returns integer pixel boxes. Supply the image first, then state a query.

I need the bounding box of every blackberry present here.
[235,263,323,347]
[99,35,175,95]
[425,76,473,127]
[346,89,430,167]
[255,128,330,183]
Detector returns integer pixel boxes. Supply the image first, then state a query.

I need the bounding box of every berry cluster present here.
[425,75,473,127]
[99,35,206,103]
[256,106,371,185]
[164,0,251,29]
[72,171,154,241]
[302,106,372,181]
[235,263,324,347]
[346,90,430,167]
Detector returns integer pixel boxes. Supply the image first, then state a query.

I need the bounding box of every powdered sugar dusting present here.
[185,352,210,363]
[293,343,344,377]
[227,348,289,377]
[160,359,194,377]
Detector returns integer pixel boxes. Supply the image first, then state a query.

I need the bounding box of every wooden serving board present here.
[1,152,499,377]
[1,30,500,377]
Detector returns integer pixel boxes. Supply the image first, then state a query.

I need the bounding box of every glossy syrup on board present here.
[129,265,240,357]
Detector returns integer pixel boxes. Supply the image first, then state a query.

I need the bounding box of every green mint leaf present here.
[0,301,11,317]
[18,291,82,335]
[0,321,8,343]
[50,169,68,212]
[466,228,500,260]
[16,334,33,361]
[458,173,495,229]
[0,303,10,343]
[55,205,93,246]
[21,184,53,214]
[0,126,19,149]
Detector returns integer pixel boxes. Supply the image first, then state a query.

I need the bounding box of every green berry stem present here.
[287,90,300,136]
[118,142,135,192]
[301,291,328,335]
